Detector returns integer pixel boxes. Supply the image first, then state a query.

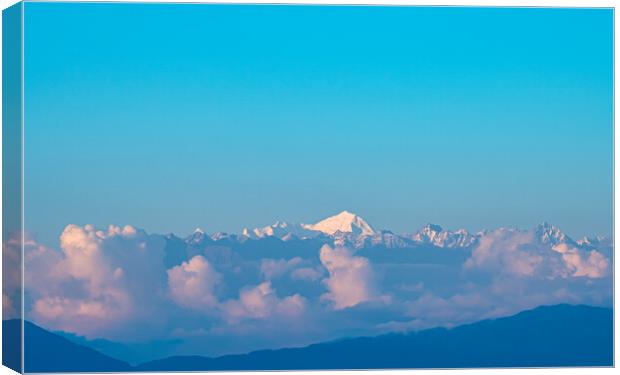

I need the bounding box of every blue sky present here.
[23,4,612,245]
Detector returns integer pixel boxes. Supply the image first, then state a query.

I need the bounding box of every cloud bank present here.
[6,222,612,359]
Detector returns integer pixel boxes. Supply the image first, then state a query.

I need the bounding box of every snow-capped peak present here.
[301,211,375,236]
[577,235,607,246]
[242,220,319,240]
[245,221,292,239]
[411,223,477,248]
[415,223,444,242]
[576,235,611,251]
[535,222,574,246]
[186,227,208,245]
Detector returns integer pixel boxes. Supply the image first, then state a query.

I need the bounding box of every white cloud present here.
[259,257,303,280]
[464,228,607,279]
[25,224,168,339]
[551,243,609,278]
[319,244,376,309]
[2,233,22,318]
[166,257,305,322]
[2,293,16,318]
[291,266,323,282]
[221,281,306,322]
[167,255,221,311]
[464,229,546,277]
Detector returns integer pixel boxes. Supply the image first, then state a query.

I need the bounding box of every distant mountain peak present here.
[186,228,208,245]
[535,222,574,246]
[302,211,375,236]
[577,235,609,247]
[422,223,443,233]
[210,232,230,241]
[181,216,598,253]
[412,223,476,248]
[242,220,316,240]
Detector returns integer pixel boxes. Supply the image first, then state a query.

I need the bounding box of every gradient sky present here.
[23,3,613,246]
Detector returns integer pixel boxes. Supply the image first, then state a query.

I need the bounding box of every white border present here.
[0,1,617,375]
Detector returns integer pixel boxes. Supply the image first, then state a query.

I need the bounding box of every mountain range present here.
[4,304,613,372]
[182,210,607,251]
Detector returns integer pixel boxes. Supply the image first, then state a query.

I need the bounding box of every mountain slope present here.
[411,223,477,248]
[7,304,613,372]
[3,320,131,373]
[301,210,375,236]
[136,304,613,370]
[2,319,21,373]
[199,212,604,252]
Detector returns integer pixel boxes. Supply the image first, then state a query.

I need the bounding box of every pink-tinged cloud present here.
[24,224,168,339]
[2,233,22,318]
[167,255,221,311]
[464,228,608,279]
[291,266,324,282]
[221,282,306,322]
[259,257,304,280]
[319,244,376,309]
[167,257,305,322]
[551,243,609,278]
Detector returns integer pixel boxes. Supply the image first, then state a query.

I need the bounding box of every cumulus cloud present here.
[3,293,16,317]
[464,229,547,277]
[2,233,22,318]
[221,281,305,322]
[168,255,221,311]
[319,244,377,309]
[551,243,609,278]
[24,224,168,339]
[260,257,304,280]
[463,228,607,279]
[166,256,305,322]
[291,266,324,282]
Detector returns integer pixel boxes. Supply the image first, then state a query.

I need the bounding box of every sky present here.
[23,4,613,246]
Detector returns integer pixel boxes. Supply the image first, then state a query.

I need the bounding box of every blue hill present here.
[2,320,131,373]
[3,304,613,372]
[136,304,613,370]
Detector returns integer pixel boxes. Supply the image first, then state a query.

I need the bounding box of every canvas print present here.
[2,2,614,372]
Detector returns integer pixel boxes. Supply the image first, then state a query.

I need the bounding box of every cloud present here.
[167,255,221,311]
[319,244,377,309]
[2,293,15,317]
[25,224,168,339]
[166,256,305,322]
[464,229,546,277]
[464,228,607,279]
[15,222,611,360]
[291,266,324,282]
[221,281,306,322]
[2,233,23,318]
[260,257,304,280]
[551,243,609,278]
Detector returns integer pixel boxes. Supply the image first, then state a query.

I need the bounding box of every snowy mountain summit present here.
[535,221,576,246]
[242,221,309,239]
[241,211,376,241]
[302,210,376,236]
[182,211,608,253]
[411,223,477,248]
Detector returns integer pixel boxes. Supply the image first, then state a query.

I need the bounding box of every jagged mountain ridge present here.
[181,211,608,251]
